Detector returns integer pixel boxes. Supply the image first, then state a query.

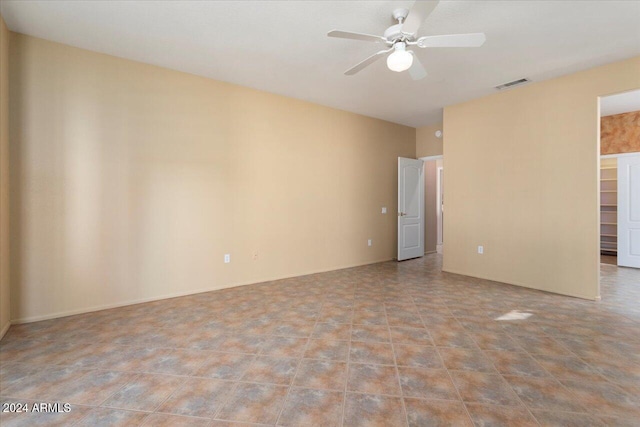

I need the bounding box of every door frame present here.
[601,152,640,160]
[420,155,444,255]
[436,164,444,251]
[420,155,443,162]
[597,87,640,299]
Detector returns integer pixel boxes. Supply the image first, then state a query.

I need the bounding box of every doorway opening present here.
[421,155,443,257]
[598,88,640,271]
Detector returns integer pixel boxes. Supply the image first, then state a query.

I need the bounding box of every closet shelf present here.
[600,158,617,255]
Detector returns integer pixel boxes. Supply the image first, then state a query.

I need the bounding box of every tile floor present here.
[1,255,639,426]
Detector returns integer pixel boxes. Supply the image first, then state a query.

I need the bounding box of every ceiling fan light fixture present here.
[329,0,486,79]
[386,42,413,72]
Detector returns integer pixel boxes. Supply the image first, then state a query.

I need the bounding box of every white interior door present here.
[618,153,640,268]
[398,157,424,261]
[437,166,444,247]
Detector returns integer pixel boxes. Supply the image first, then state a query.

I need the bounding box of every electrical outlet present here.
[477,246,484,254]
[252,251,259,261]
[368,239,372,247]
[224,254,231,263]
[381,207,387,214]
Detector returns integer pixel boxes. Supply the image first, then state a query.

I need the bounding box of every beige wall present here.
[9,33,415,322]
[0,15,10,337]
[601,111,640,154]
[416,123,443,157]
[443,56,640,300]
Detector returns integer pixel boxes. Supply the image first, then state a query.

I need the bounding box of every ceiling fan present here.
[327,0,486,80]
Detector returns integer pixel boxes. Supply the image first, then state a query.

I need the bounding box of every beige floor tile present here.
[157,377,233,418]
[75,407,149,427]
[439,347,496,373]
[277,387,343,427]
[195,353,255,380]
[450,371,521,406]
[216,383,288,424]
[531,409,605,427]
[102,373,185,411]
[293,359,347,391]
[404,398,472,427]
[304,339,349,361]
[240,356,298,385]
[142,413,211,426]
[349,341,395,365]
[343,393,407,427]
[465,403,538,426]
[398,367,459,400]
[347,363,401,396]
[504,375,587,412]
[394,344,443,369]
[2,254,638,425]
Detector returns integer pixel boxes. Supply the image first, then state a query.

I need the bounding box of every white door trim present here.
[436,166,444,250]
[601,152,640,160]
[419,155,444,161]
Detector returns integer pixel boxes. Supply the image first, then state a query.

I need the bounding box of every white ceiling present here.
[2,1,640,127]
[601,89,640,117]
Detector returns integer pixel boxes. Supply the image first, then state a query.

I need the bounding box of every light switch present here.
[381,207,387,214]
[477,246,484,254]
[224,254,231,263]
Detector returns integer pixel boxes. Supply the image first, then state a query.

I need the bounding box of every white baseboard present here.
[0,321,10,340]
[12,285,241,324]
[12,257,394,324]
[441,268,599,301]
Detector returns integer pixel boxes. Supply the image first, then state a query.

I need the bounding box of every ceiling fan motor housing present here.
[386,9,415,42]
[392,8,409,23]
[384,24,405,41]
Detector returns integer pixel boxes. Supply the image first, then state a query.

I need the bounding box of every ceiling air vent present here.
[495,78,530,90]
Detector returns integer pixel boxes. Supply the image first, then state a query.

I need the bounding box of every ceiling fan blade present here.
[408,52,427,80]
[402,1,439,35]
[328,30,388,44]
[417,33,486,48]
[344,48,393,75]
